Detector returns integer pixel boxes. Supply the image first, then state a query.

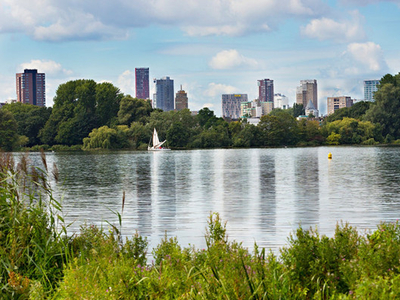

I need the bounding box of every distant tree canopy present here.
[364,72,400,139]
[118,95,152,126]
[287,103,305,118]
[326,101,371,122]
[0,109,19,151]
[2,102,52,147]
[40,80,123,145]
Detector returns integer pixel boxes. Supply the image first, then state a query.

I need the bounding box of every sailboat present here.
[148,128,170,151]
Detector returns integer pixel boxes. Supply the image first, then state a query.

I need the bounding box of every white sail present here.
[148,128,170,151]
[152,128,160,147]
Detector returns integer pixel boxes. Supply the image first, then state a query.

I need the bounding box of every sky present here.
[1,0,399,116]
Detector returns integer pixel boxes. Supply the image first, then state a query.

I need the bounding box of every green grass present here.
[2,151,400,299]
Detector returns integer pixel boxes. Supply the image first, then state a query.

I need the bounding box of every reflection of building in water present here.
[153,154,177,234]
[294,150,319,228]
[222,152,251,221]
[135,156,153,233]
[258,153,276,232]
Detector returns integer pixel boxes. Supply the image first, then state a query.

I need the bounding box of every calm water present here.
[20,147,400,253]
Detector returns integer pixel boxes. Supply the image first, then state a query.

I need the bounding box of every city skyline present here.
[0,1,399,116]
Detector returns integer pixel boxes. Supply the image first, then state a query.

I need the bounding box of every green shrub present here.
[280,223,360,297]
[361,138,378,145]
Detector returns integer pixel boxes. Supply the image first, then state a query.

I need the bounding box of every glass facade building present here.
[364,80,379,102]
[154,76,174,111]
[222,94,248,119]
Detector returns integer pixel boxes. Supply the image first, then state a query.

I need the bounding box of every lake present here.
[19,147,400,254]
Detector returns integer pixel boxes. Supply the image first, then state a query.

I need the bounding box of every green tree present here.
[0,110,19,151]
[117,96,152,126]
[167,121,190,147]
[324,117,381,145]
[95,82,124,127]
[83,125,130,149]
[326,101,371,122]
[258,110,299,146]
[41,80,124,146]
[40,80,96,145]
[129,122,151,149]
[228,121,243,140]
[232,123,261,147]
[298,119,324,145]
[365,73,400,139]
[2,103,51,146]
[288,103,305,118]
[197,107,216,128]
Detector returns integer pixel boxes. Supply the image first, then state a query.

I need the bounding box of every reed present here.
[0,151,69,299]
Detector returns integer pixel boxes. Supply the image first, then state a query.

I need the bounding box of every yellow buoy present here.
[328,152,332,159]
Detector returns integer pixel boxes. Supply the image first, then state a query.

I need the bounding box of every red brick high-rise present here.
[135,68,149,99]
[16,69,46,107]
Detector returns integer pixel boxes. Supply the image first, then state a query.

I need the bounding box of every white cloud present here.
[204,83,238,97]
[202,103,215,109]
[19,60,72,77]
[0,0,328,41]
[209,50,259,70]
[301,11,366,43]
[33,11,127,42]
[117,70,135,97]
[345,42,387,73]
[339,0,400,6]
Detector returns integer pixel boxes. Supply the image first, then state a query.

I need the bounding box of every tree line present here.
[1,73,400,151]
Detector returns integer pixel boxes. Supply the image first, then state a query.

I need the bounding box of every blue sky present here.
[1,0,399,116]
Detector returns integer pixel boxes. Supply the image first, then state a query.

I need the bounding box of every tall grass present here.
[3,151,400,299]
[0,150,68,299]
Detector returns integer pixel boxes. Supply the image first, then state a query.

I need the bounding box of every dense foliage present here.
[39,80,123,146]
[2,102,52,147]
[2,72,400,151]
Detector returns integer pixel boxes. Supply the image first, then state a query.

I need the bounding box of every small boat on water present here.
[148,128,170,151]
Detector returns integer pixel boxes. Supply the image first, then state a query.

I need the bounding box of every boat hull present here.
[148,147,171,151]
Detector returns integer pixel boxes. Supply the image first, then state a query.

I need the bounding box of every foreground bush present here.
[56,215,400,299]
[3,152,400,299]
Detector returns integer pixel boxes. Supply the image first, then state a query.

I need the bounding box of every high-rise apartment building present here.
[222,94,248,119]
[135,68,149,99]
[327,96,353,115]
[175,85,188,111]
[16,69,45,107]
[296,79,318,110]
[364,80,380,101]
[154,76,174,111]
[258,79,274,103]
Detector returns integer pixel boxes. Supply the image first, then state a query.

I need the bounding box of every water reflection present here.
[294,148,319,229]
[14,147,400,254]
[258,151,276,236]
[135,154,152,234]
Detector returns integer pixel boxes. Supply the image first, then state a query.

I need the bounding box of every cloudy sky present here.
[1,0,399,116]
